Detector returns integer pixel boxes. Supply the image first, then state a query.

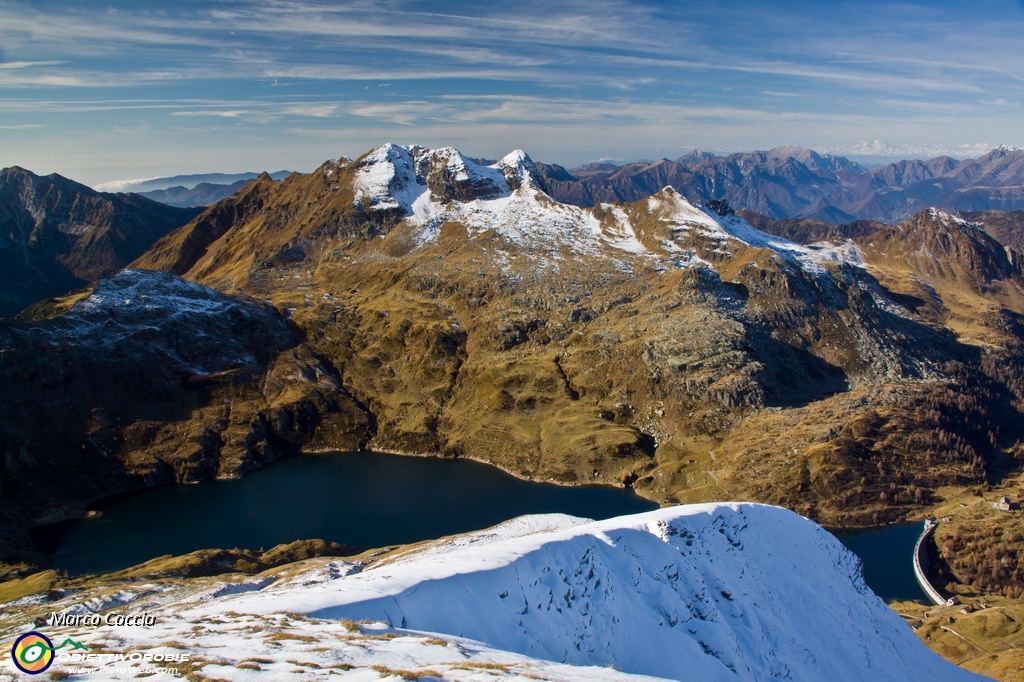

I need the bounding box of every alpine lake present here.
[34,450,929,602]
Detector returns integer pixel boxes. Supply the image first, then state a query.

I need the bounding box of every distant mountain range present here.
[96,171,294,193]
[126,171,294,208]
[115,147,1024,220]
[536,145,1024,223]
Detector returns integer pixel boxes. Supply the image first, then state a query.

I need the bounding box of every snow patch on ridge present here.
[351,143,425,212]
[76,268,241,317]
[650,187,866,274]
[436,145,508,190]
[595,204,649,254]
[926,207,982,234]
[5,269,293,376]
[353,146,877,276]
[157,504,979,682]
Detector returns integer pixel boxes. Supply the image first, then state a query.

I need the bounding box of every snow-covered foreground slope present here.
[1,504,985,681]
[228,504,981,681]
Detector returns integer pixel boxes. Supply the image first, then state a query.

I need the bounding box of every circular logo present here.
[11,632,54,675]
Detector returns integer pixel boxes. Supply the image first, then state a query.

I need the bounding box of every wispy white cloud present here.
[3,0,1024,182]
[278,103,340,118]
[0,72,101,87]
[0,60,64,69]
[92,176,163,192]
[171,110,253,118]
[262,65,534,82]
[874,99,977,113]
[0,99,246,114]
[0,7,221,55]
[214,0,659,49]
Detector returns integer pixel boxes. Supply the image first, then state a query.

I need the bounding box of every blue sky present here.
[2,0,1024,187]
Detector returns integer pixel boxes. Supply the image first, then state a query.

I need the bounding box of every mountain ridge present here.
[3,144,1024,612]
[0,166,200,316]
[537,146,1024,224]
[110,146,1024,225]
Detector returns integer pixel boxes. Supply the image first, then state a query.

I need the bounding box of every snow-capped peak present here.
[351,143,422,212]
[352,144,523,215]
[499,149,531,167]
[497,149,544,189]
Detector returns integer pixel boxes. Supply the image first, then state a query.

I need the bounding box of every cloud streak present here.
[2,0,1023,185]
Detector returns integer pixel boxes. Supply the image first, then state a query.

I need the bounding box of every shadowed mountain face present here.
[737,210,888,244]
[4,145,1024,604]
[537,146,1024,224]
[960,209,1024,252]
[0,167,200,317]
[0,269,372,560]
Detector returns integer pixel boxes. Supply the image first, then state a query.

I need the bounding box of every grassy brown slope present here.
[857,211,1024,347]
[894,596,1024,681]
[925,470,1024,600]
[133,172,282,276]
[128,181,1024,524]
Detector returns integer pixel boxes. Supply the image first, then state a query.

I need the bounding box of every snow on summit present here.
[2,504,984,681]
[349,144,867,276]
[352,143,617,254]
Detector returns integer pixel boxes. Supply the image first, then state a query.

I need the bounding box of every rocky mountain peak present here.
[496,148,546,190]
[900,208,989,242]
[352,144,548,216]
[762,144,861,171]
[861,207,1021,291]
[676,149,718,163]
[765,144,815,163]
[955,146,1024,185]
[1,165,100,206]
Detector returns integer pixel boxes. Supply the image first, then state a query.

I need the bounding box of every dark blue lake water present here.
[36,450,658,576]
[36,450,930,602]
[833,522,930,602]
